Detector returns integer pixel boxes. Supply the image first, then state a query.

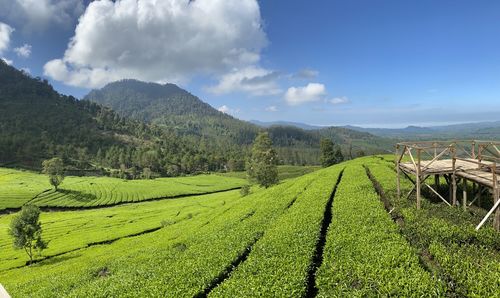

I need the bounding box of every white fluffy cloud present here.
[0,0,85,31]
[265,105,278,112]
[329,96,349,105]
[44,0,267,89]
[218,105,240,115]
[208,66,281,96]
[14,43,31,58]
[0,22,14,55]
[284,83,326,106]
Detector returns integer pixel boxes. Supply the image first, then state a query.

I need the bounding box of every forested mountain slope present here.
[85,80,393,164]
[0,60,211,175]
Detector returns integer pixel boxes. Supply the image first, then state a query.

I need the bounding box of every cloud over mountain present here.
[285,83,326,106]
[44,0,267,89]
[0,22,14,55]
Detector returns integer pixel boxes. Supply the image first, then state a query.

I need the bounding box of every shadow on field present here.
[57,189,97,203]
[27,253,81,267]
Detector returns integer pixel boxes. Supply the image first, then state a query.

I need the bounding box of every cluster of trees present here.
[320,139,344,167]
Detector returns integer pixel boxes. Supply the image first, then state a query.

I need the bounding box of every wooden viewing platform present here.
[396,140,500,231]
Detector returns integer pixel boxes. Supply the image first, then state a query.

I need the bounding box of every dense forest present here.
[0,61,391,177]
[86,80,392,165]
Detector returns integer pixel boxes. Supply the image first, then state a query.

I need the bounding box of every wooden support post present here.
[396,145,401,200]
[452,150,457,206]
[462,178,467,210]
[493,163,500,231]
[450,174,453,203]
[416,149,421,209]
[434,175,439,191]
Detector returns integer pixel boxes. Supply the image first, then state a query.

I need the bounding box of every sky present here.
[1,0,500,128]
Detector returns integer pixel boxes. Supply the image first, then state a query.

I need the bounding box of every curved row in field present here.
[0,166,333,297]
[0,190,242,271]
[365,157,500,297]
[0,168,51,210]
[0,172,246,209]
[1,157,498,297]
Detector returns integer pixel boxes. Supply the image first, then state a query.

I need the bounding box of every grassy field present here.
[0,168,51,209]
[0,168,246,210]
[221,165,321,180]
[0,156,499,297]
[0,190,242,271]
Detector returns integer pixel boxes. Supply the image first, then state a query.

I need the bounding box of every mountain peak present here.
[84,79,221,123]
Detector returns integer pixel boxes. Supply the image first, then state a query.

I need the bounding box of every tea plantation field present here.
[0,157,499,297]
[0,168,246,210]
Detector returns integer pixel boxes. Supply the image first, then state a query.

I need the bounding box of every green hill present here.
[85,79,393,165]
[0,60,222,175]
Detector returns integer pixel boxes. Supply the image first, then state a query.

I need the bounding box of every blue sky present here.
[1,0,499,128]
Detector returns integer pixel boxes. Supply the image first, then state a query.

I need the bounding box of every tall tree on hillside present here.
[334,144,344,164]
[9,205,48,263]
[320,138,336,167]
[247,132,279,188]
[320,138,344,167]
[42,157,64,190]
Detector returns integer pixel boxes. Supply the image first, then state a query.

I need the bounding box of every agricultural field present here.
[0,157,499,297]
[0,168,51,210]
[0,168,246,210]
[0,190,242,271]
[220,165,321,181]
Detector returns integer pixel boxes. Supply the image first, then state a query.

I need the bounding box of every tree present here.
[42,157,64,190]
[320,138,344,167]
[143,167,152,179]
[247,132,278,188]
[320,138,336,167]
[334,145,344,164]
[9,205,48,263]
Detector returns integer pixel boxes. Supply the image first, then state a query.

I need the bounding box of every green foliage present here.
[213,167,341,296]
[0,166,320,297]
[9,205,48,262]
[320,139,344,167]
[0,168,51,209]
[0,156,499,296]
[239,185,251,197]
[366,156,500,296]
[247,132,279,188]
[319,138,335,167]
[42,157,64,190]
[316,165,443,296]
[0,168,245,209]
[0,190,241,270]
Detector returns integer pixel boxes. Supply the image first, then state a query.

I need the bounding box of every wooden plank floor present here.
[399,159,499,188]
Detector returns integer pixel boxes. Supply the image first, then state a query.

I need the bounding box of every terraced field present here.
[0,168,51,209]
[0,168,246,209]
[0,157,499,297]
[0,190,242,271]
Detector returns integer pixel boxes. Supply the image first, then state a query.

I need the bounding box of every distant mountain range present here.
[250,120,322,130]
[344,122,500,139]
[253,120,500,140]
